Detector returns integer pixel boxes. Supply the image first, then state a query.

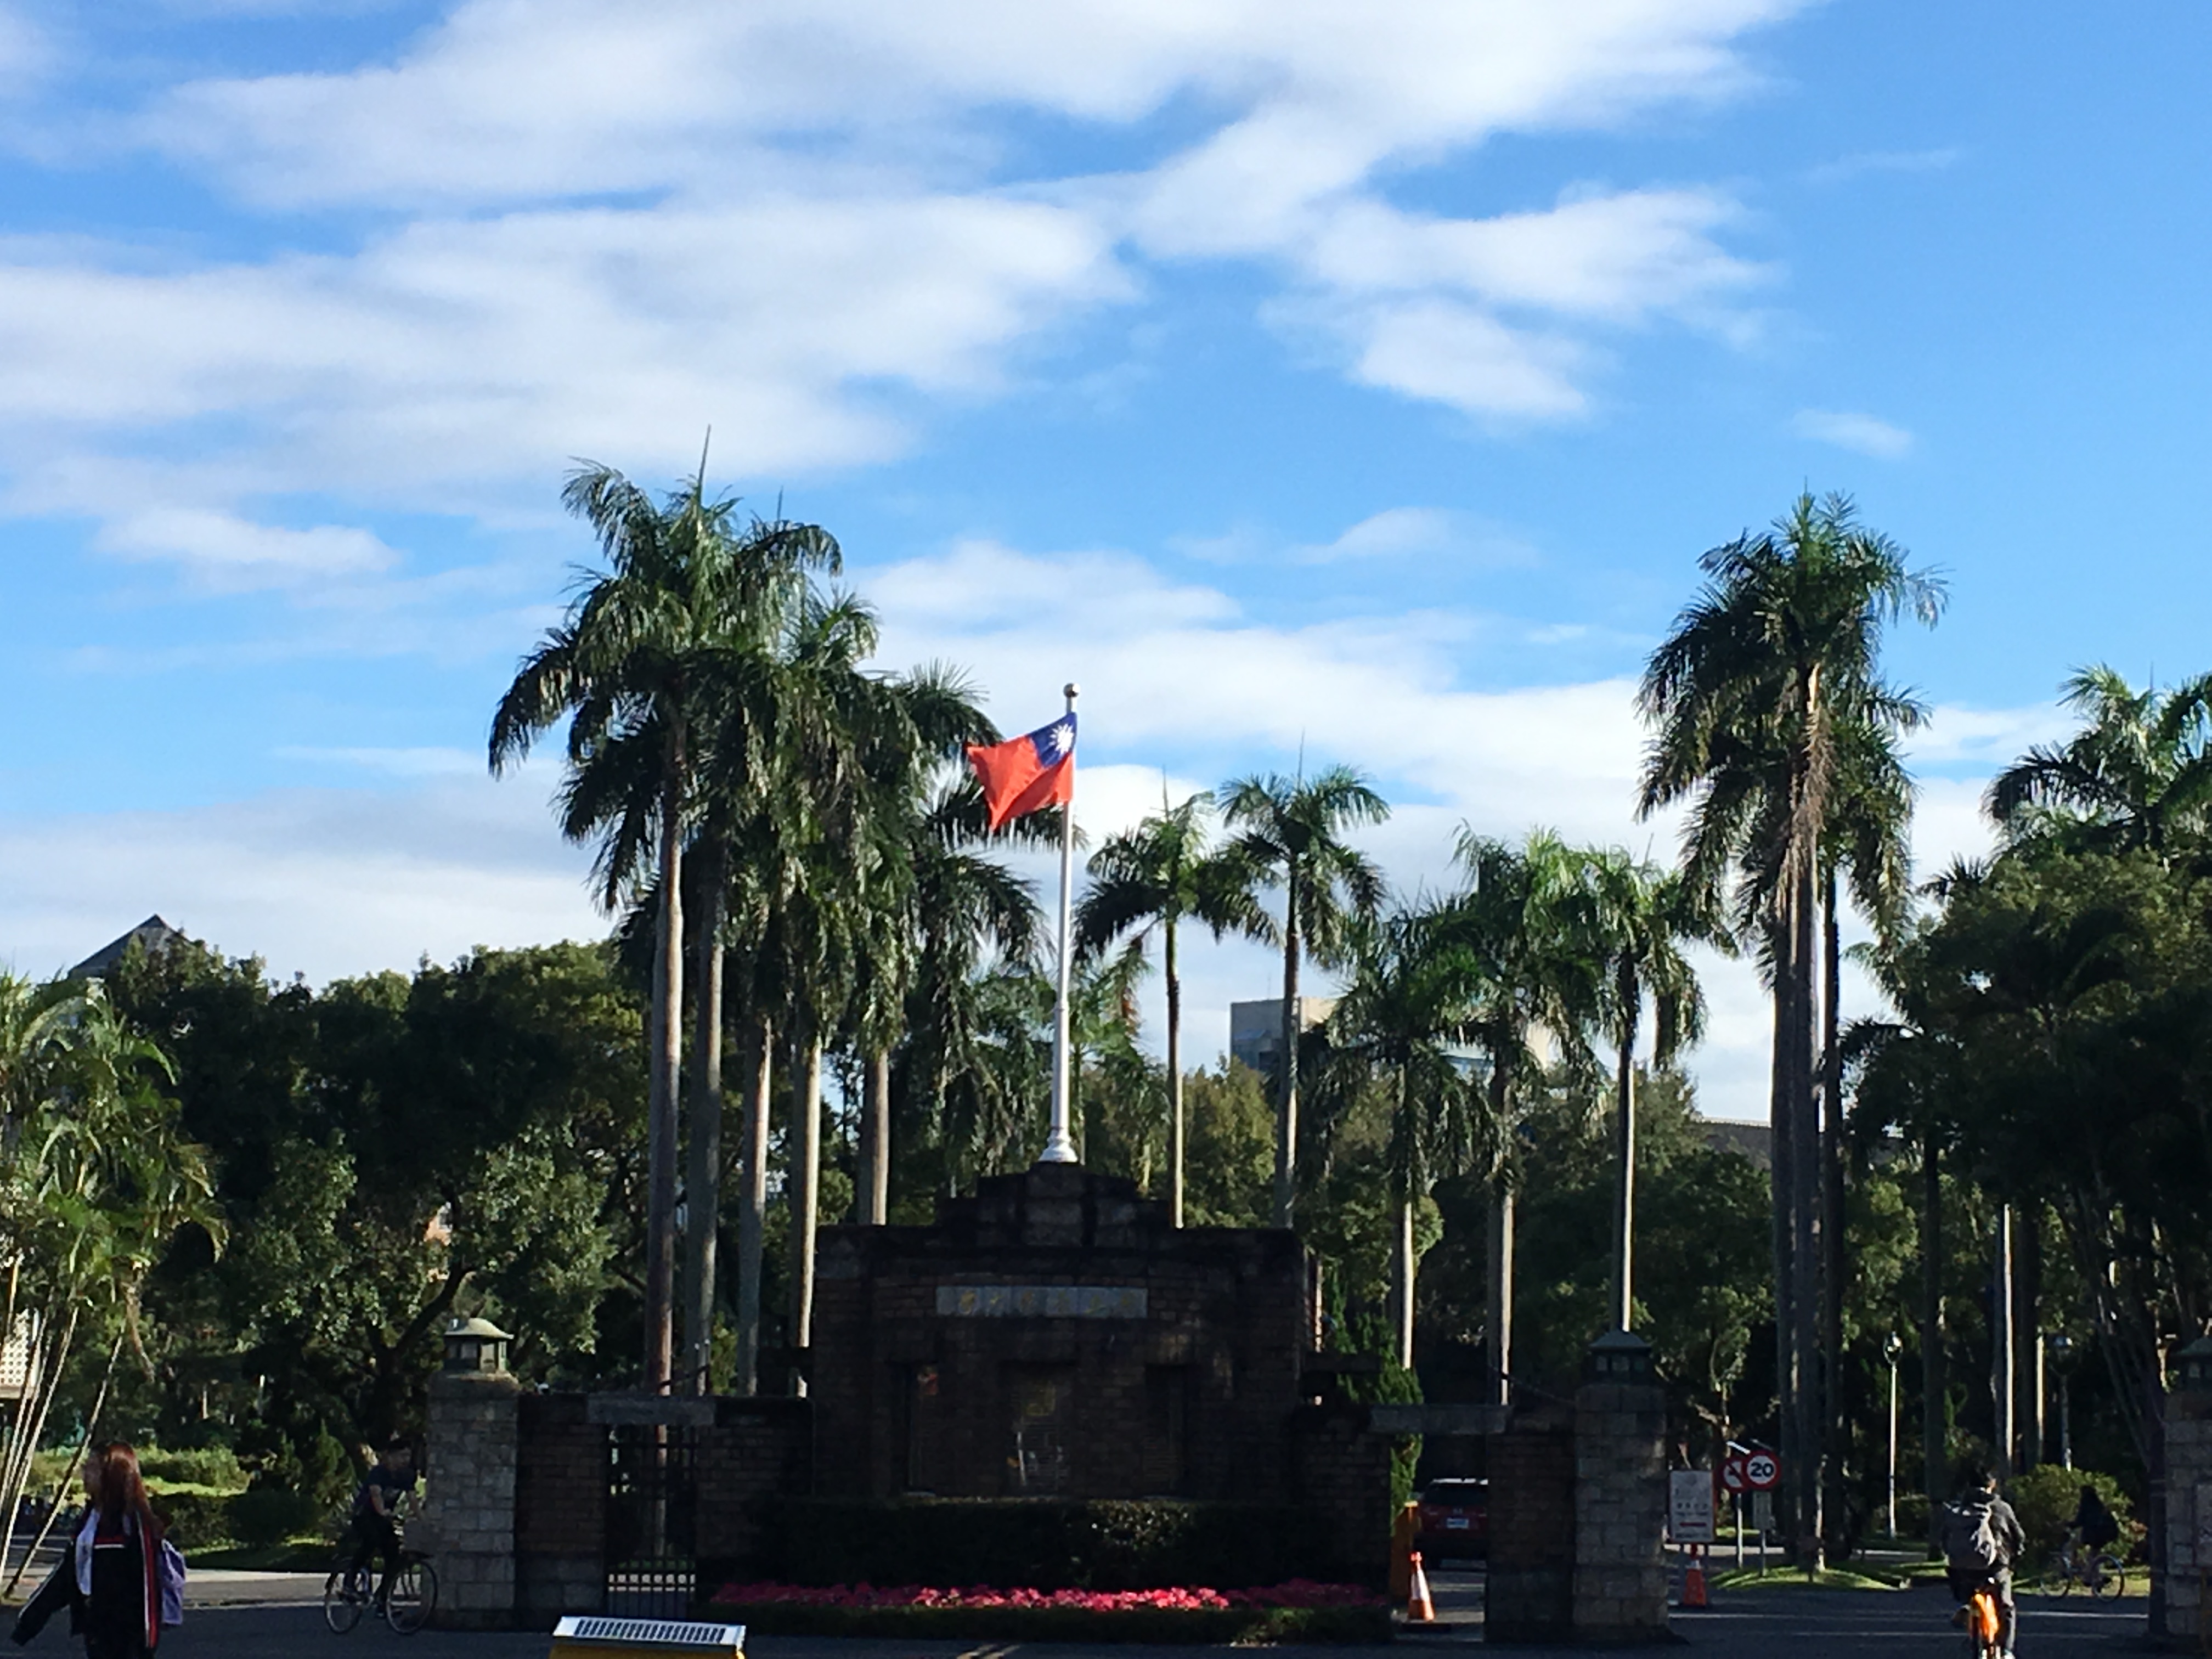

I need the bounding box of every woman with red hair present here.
[10,1442,168,1656]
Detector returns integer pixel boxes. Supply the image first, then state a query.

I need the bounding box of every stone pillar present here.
[1572,1330,1668,1644]
[419,1365,523,1629]
[2160,1339,2212,1646]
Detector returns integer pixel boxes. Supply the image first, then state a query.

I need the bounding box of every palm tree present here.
[1324,904,1486,1367]
[1217,767,1390,1227]
[1074,794,1273,1225]
[490,456,838,1388]
[1988,665,2212,854]
[1636,490,1943,1561]
[1579,851,1715,1333]
[1452,830,1602,1406]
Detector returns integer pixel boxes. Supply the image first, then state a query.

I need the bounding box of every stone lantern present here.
[442,1316,513,1376]
[1585,1327,1655,1383]
[2178,1333,2212,1394]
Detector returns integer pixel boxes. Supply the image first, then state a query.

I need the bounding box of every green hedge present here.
[155,1487,331,1551]
[709,1601,1391,1644]
[154,1491,235,1551]
[765,1499,1343,1590]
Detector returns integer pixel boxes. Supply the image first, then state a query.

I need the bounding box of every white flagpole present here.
[1040,681,1080,1164]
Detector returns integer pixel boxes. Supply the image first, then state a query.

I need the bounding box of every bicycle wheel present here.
[323,1568,368,1634]
[385,1559,437,1635]
[2090,1554,2126,1599]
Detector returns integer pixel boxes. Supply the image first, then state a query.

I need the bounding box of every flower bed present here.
[707,1579,1393,1644]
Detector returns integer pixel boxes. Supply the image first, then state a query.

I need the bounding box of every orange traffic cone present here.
[1406,1550,1437,1624]
[1683,1546,1708,1610]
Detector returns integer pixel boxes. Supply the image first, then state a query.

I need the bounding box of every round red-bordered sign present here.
[1718,1455,1751,1493]
[1743,1452,1780,1491]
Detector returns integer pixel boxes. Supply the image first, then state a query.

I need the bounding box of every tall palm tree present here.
[1452,830,1602,1406]
[1324,904,1486,1367]
[1074,794,1273,1225]
[1217,767,1390,1228]
[1988,665,2212,854]
[1636,490,1943,1560]
[1579,851,1715,1333]
[490,456,838,1388]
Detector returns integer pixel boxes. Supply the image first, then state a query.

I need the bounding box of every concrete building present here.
[1228,996,1336,1076]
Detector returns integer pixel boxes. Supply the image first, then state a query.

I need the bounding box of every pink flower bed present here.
[710,1578,1386,1612]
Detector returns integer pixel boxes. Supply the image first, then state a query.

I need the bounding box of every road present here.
[116,1570,2147,1655]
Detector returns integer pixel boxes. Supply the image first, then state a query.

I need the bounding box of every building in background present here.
[1228,997,1337,1077]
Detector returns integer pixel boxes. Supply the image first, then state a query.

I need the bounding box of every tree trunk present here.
[1768,903,1801,1556]
[1396,1189,1417,1372]
[787,1026,824,1396]
[1274,878,1301,1229]
[684,845,727,1395]
[2016,1213,2042,1469]
[1991,1204,2015,1478]
[862,1048,891,1226]
[735,1013,773,1395]
[1921,1132,1948,1559]
[1789,851,1824,1565]
[1486,1050,1514,1409]
[645,748,685,1392]
[1612,1004,1637,1334]
[1821,871,1848,1555]
[1166,915,1184,1228]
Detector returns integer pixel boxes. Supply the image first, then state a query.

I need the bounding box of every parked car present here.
[1416,1477,1488,1559]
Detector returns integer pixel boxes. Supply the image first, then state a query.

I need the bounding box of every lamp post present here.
[2047,1331,2073,1470]
[1883,1333,1903,1539]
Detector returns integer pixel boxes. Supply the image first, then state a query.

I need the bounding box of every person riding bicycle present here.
[2072,1486,2119,1553]
[343,1439,415,1610]
[1942,1465,2026,1658]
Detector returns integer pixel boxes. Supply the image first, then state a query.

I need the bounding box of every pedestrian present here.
[9,1442,168,1657]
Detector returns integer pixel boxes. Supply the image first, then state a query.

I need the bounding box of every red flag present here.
[966,712,1076,831]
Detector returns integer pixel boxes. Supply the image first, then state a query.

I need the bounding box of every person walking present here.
[10,1442,168,1657]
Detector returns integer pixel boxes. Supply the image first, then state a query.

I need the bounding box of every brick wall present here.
[1289,1402,1393,1587]
[811,1164,1307,1504]
[1485,1408,1576,1643]
[417,1370,522,1630]
[1571,1378,1668,1641]
[2162,1388,2212,1644]
[512,1393,603,1623]
[696,1397,811,1576]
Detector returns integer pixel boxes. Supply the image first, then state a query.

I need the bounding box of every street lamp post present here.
[1884,1333,1904,1539]
[2047,1331,2073,1470]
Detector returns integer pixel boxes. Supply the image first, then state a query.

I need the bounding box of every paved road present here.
[123,1574,2148,1656]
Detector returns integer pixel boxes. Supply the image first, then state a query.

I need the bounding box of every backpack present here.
[158,1538,187,1628]
[1944,1496,2004,1572]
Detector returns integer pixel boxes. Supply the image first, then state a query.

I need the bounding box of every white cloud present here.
[1791,407,1914,459]
[0,766,602,987]
[97,507,399,589]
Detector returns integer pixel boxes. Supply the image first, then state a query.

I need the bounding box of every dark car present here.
[1416,1477,1489,1559]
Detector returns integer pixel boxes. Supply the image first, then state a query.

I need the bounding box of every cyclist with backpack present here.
[1943,1465,2027,1658]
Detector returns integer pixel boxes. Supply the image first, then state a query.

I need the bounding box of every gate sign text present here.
[1669,1470,1716,1543]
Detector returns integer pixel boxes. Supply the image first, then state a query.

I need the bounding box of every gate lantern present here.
[2178,1334,2212,1394]
[442,1316,512,1376]
[1585,1328,1654,1383]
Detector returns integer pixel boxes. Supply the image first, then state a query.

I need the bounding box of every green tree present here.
[1636,491,1943,1560]
[1319,904,1487,1366]
[1217,766,1390,1227]
[490,456,838,1387]
[1988,666,2212,854]
[1075,792,1272,1225]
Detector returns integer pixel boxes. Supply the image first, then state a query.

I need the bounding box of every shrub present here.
[2006,1465,2131,1562]
[764,1499,1345,1591]
[704,1584,1391,1645]
[154,1491,234,1551]
[225,1487,325,1547]
[140,1447,246,1492]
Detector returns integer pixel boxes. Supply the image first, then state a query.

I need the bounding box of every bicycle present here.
[2046,1531,2126,1599]
[1959,1579,2003,1659]
[323,1546,438,1635]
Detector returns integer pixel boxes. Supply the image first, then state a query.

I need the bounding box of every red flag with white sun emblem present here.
[965,712,1076,831]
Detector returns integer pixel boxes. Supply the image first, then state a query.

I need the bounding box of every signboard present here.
[1750,1491,1774,1534]
[1669,1470,1716,1543]
[1718,1454,1750,1494]
[1743,1451,1780,1491]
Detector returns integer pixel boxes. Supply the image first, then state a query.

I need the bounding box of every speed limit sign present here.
[1743,1451,1780,1491]
[1718,1455,1750,1494]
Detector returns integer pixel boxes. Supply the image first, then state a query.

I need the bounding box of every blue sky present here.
[1,0,2203,1116]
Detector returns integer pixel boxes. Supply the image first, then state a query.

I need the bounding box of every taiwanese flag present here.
[966,713,1076,831]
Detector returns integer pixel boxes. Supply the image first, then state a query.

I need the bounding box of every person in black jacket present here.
[12,1443,166,1657]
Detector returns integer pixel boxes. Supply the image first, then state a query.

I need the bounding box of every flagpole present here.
[1041,681,1080,1164]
